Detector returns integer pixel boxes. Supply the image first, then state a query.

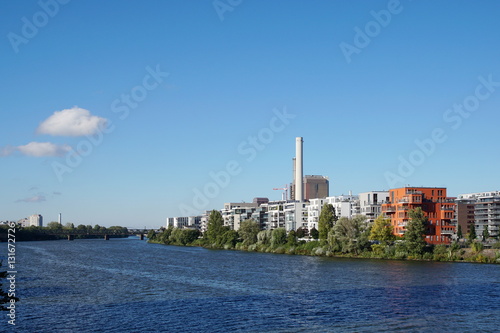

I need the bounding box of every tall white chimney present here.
[58,213,62,225]
[295,137,303,202]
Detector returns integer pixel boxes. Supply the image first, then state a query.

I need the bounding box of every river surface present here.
[2,237,500,332]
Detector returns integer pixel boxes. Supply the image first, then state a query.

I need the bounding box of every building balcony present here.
[440,211,454,219]
[383,205,396,213]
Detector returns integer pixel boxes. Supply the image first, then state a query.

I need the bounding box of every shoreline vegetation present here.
[0,224,129,242]
[148,208,500,264]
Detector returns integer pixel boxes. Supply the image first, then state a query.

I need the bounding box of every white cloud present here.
[37,106,107,137]
[16,142,71,157]
[16,195,46,203]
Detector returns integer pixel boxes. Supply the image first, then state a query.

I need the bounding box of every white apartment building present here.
[359,191,389,223]
[28,214,43,227]
[260,201,286,230]
[307,195,360,231]
[284,201,308,232]
[166,216,201,229]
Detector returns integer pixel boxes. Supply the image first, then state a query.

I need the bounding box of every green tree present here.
[296,227,306,238]
[158,225,174,244]
[328,216,370,254]
[369,215,395,245]
[482,227,490,241]
[467,224,477,243]
[76,224,87,233]
[180,229,201,245]
[271,228,287,247]
[257,229,273,245]
[318,203,337,241]
[456,224,463,240]
[205,210,225,245]
[471,241,484,253]
[287,230,297,246]
[169,228,183,244]
[239,220,260,245]
[405,208,428,256]
[46,222,62,230]
[147,229,156,240]
[219,229,239,247]
[310,227,319,240]
[64,223,75,230]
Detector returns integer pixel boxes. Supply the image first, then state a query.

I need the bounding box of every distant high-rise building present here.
[28,214,43,227]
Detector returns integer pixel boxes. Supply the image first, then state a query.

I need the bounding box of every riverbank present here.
[151,210,500,264]
[148,238,500,264]
[0,225,129,242]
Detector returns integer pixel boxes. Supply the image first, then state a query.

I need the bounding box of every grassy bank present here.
[148,230,500,264]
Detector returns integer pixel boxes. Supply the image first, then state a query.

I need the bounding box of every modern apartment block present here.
[307,195,360,231]
[359,191,390,223]
[284,201,308,231]
[456,191,500,238]
[222,206,257,231]
[259,201,285,230]
[166,216,201,229]
[382,187,455,244]
[453,199,476,237]
[221,198,268,230]
[28,214,43,227]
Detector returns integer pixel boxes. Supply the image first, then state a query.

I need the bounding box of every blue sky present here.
[1,0,499,228]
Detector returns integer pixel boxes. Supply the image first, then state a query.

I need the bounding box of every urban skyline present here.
[1,1,500,228]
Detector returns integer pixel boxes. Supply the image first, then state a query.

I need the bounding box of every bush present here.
[371,244,385,256]
[471,242,484,253]
[422,252,433,260]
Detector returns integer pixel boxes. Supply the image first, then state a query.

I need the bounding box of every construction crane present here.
[273,184,289,201]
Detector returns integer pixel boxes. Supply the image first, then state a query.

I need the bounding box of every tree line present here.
[148,205,500,263]
[0,224,129,241]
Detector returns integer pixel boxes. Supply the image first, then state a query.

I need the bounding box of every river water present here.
[3,238,500,332]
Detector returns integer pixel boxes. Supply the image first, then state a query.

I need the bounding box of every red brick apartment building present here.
[382,187,456,244]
